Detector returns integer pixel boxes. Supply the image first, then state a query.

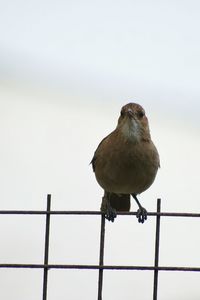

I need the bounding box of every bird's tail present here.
[101,192,130,212]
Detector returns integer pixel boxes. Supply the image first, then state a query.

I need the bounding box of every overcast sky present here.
[0,0,200,299]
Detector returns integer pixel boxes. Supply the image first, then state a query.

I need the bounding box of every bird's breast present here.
[94,138,159,194]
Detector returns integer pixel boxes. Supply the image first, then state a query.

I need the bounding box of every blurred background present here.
[0,0,200,299]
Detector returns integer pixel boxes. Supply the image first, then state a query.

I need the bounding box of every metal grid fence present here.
[1,194,200,300]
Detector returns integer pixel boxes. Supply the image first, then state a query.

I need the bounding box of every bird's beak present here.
[126,108,134,118]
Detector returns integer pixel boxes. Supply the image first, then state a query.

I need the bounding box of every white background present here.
[0,0,200,299]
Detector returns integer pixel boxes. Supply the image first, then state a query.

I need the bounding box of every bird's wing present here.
[90,132,113,172]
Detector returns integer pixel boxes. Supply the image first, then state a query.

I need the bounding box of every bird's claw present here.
[105,207,117,222]
[136,207,147,224]
[101,194,117,222]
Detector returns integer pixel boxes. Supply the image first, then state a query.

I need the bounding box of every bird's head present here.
[117,103,151,142]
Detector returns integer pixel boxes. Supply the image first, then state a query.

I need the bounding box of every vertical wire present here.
[153,198,161,300]
[42,194,51,300]
[97,214,106,300]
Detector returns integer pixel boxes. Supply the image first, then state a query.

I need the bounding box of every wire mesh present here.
[0,195,200,300]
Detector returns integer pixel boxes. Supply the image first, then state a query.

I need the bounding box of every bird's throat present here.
[120,120,141,142]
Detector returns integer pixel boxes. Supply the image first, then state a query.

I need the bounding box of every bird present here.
[91,102,160,223]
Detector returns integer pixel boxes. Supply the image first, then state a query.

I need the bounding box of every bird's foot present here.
[101,193,117,222]
[136,207,147,223]
[105,205,117,222]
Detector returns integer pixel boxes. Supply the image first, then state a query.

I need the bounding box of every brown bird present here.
[91,102,160,223]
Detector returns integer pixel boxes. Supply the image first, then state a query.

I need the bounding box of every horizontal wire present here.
[0,210,200,217]
[0,264,200,272]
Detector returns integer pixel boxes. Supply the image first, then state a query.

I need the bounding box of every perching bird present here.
[91,102,160,223]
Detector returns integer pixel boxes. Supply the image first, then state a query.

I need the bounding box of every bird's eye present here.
[120,110,125,117]
[138,111,145,118]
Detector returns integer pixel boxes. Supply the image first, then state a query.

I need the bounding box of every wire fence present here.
[1,195,200,300]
